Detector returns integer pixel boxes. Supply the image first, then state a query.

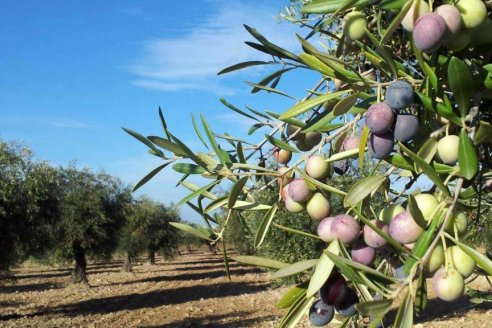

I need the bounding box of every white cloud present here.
[48,119,95,129]
[128,1,299,94]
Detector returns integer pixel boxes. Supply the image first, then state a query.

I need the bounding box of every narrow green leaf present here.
[448,57,474,117]
[245,81,296,99]
[394,291,413,328]
[172,163,206,175]
[265,134,299,153]
[458,128,478,180]
[169,133,208,168]
[299,52,335,77]
[228,176,248,208]
[254,204,279,247]
[356,299,393,317]
[272,259,318,279]
[272,222,321,240]
[474,120,492,144]
[147,136,187,156]
[416,137,437,166]
[399,143,451,197]
[217,60,271,75]
[123,127,163,156]
[158,107,171,139]
[301,0,347,14]
[181,181,217,200]
[248,123,263,135]
[359,125,369,171]
[333,92,360,116]
[200,113,225,164]
[415,272,427,317]
[365,28,397,77]
[220,98,260,122]
[385,154,413,171]
[344,176,386,207]
[381,0,406,9]
[408,194,427,228]
[243,25,300,62]
[279,90,350,120]
[415,92,462,126]
[133,162,170,192]
[233,255,287,269]
[170,222,212,241]
[252,67,296,93]
[276,282,308,309]
[301,110,338,133]
[177,179,221,206]
[297,169,347,196]
[191,114,209,150]
[278,293,313,328]
[204,196,228,213]
[307,241,339,297]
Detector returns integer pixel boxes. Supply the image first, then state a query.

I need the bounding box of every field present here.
[0,250,491,327]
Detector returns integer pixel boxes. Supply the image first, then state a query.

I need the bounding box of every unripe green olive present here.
[307,192,331,220]
[401,0,430,32]
[447,245,476,278]
[306,155,330,180]
[424,244,444,274]
[456,0,487,29]
[431,268,464,302]
[343,11,367,41]
[379,204,405,225]
[412,193,439,220]
[446,28,471,52]
[445,209,468,235]
[437,135,459,164]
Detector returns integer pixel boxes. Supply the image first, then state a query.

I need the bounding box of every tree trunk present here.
[147,251,156,265]
[71,242,88,284]
[207,242,217,255]
[121,251,132,272]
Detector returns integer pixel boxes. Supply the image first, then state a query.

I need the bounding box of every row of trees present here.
[0,141,182,283]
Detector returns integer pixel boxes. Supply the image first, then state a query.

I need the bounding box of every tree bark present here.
[121,251,132,272]
[207,242,217,255]
[147,251,156,265]
[71,242,88,284]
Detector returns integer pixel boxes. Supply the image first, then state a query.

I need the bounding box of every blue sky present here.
[0,0,319,223]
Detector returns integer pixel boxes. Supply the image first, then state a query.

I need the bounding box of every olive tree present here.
[125,0,492,326]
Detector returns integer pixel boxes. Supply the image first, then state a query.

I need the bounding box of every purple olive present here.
[309,299,335,326]
[335,288,359,317]
[287,178,312,202]
[366,102,394,134]
[351,241,376,266]
[384,80,414,110]
[320,272,348,306]
[368,132,395,159]
[330,214,361,245]
[363,219,389,248]
[413,13,447,52]
[394,114,419,142]
[389,211,423,244]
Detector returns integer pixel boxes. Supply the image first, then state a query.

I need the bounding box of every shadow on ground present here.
[0,282,63,294]
[0,281,270,321]
[141,311,275,328]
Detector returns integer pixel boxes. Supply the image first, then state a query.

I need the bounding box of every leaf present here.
[272,259,318,279]
[200,114,226,165]
[279,90,350,120]
[217,60,271,75]
[252,67,296,93]
[158,107,171,139]
[133,162,170,192]
[415,92,462,126]
[301,110,338,133]
[245,81,295,99]
[233,255,287,269]
[356,299,393,317]
[416,138,437,169]
[399,143,451,198]
[415,272,427,317]
[359,125,370,171]
[191,114,209,150]
[333,92,360,116]
[474,120,492,144]
[326,252,398,284]
[277,282,308,309]
[381,0,406,9]
[147,136,187,156]
[385,154,413,171]
[181,181,217,200]
[220,98,260,122]
[222,241,231,281]
[123,127,163,156]
[265,135,299,153]
[458,128,478,180]
[170,133,208,168]
[394,291,413,328]
[243,25,300,62]
[301,0,348,14]
[248,123,263,135]
[278,293,313,328]
[228,176,248,208]
[297,169,347,196]
[169,222,212,241]
[177,179,221,206]
[254,204,279,247]
[448,57,474,117]
[172,163,206,175]
[344,176,386,207]
[365,28,397,78]
[299,53,335,77]
[407,194,427,228]
[307,241,339,297]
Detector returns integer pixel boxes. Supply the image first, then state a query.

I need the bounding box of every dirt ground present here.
[0,250,491,328]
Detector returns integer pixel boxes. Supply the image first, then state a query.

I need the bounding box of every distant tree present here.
[118,196,181,271]
[56,166,132,284]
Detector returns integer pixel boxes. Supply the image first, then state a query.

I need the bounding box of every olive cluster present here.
[366,80,419,159]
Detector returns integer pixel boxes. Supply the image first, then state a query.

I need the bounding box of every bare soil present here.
[0,250,491,327]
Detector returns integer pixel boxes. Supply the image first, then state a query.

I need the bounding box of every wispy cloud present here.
[128,1,299,94]
[47,119,95,129]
